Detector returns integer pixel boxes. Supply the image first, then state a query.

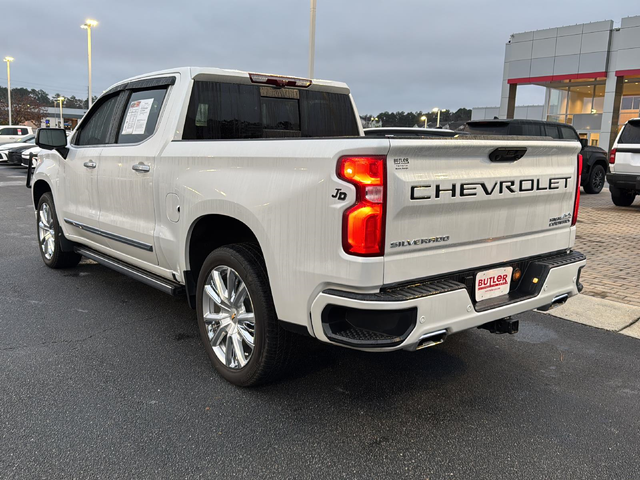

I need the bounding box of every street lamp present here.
[57,97,64,128]
[431,108,447,128]
[420,115,427,128]
[308,0,317,78]
[81,19,98,108]
[3,56,14,125]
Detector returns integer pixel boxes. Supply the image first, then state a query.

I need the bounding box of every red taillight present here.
[572,154,582,227]
[609,148,617,164]
[338,156,386,256]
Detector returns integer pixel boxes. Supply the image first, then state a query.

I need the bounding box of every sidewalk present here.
[541,188,640,339]
[544,294,640,339]
[574,187,640,307]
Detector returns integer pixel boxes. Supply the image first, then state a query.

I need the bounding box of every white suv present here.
[0,126,34,145]
[608,119,640,206]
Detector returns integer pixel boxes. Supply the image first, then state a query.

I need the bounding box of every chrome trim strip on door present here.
[64,218,154,252]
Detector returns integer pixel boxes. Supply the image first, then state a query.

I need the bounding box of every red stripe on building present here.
[507,71,607,84]
[615,69,640,77]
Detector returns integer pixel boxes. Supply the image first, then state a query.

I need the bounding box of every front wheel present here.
[36,193,81,268]
[584,164,605,194]
[610,186,636,207]
[196,244,292,387]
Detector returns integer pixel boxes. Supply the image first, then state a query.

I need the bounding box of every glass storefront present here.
[546,83,606,144]
[547,84,605,125]
[618,80,640,128]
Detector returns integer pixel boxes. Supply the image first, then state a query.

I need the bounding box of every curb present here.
[538,293,640,339]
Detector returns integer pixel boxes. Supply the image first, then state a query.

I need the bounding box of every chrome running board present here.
[74,246,185,296]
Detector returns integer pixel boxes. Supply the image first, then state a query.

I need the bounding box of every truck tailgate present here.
[384,138,581,285]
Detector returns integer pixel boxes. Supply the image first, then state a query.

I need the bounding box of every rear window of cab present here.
[182,81,359,140]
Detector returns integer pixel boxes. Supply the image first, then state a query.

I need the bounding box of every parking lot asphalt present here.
[1,164,639,480]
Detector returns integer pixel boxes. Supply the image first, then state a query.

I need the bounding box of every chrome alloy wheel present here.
[202,265,255,369]
[38,202,56,260]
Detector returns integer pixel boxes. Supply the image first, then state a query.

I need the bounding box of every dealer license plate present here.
[475,266,513,301]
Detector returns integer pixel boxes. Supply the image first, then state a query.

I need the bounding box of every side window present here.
[117,88,167,144]
[619,122,640,144]
[559,126,579,141]
[522,123,542,136]
[74,95,120,146]
[0,127,19,135]
[544,125,561,139]
[508,124,523,135]
[183,81,262,140]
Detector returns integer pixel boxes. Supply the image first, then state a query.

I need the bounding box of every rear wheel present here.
[610,186,636,207]
[36,193,81,268]
[584,164,605,194]
[196,244,292,387]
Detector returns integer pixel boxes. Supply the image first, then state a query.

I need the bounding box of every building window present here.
[547,84,605,126]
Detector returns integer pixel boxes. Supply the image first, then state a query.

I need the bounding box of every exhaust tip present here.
[538,293,570,312]
[415,329,447,350]
[552,293,569,307]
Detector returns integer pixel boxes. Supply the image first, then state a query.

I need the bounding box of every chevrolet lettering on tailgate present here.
[411,177,572,200]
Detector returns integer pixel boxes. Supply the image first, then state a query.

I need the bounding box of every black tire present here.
[196,243,292,387]
[584,164,605,194]
[610,186,636,207]
[36,193,82,269]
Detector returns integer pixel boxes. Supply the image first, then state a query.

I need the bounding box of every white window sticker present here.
[121,98,155,135]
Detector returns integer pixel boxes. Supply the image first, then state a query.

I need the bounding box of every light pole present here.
[3,56,14,125]
[308,0,317,79]
[420,115,427,128]
[57,97,64,128]
[432,108,446,128]
[81,19,98,108]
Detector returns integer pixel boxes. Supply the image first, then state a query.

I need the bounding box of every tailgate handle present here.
[489,147,527,162]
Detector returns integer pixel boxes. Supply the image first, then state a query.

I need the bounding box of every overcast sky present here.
[1,0,636,114]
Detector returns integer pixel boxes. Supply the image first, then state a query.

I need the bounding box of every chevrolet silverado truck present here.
[30,67,586,386]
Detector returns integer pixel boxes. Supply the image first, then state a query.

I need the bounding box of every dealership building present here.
[472,15,640,151]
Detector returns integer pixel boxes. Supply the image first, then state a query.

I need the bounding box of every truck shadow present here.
[45,261,517,405]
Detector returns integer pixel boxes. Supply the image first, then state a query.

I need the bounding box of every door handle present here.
[83,161,97,169]
[132,163,150,173]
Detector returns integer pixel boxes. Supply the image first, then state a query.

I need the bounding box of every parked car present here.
[31,67,586,386]
[607,118,640,206]
[6,141,37,165]
[0,134,35,162]
[465,119,608,194]
[364,127,458,138]
[0,126,34,145]
[21,146,41,168]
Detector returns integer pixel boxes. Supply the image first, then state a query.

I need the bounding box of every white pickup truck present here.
[31,67,586,386]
